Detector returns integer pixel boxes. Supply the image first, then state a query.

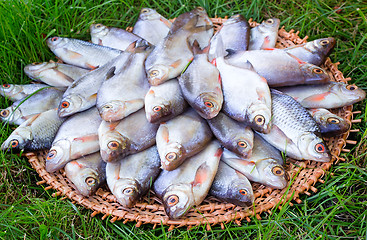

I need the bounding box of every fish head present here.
[256,159,288,189]
[147,64,170,86]
[99,100,143,122]
[335,83,366,103]
[90,23,109,39]
[312,110,349,136]
[145,102,173,124]
[223,14,246,25]
[47,37,68,51]
[259,18,280,32]
[247,104,272,134]
[307,37,336,56]
[58,95,84,117]
[1,128,32,152]
[100,132,131,162]
[160,142,184,171]
[231,135,253,158]
[1,84,20,97]
[0,106,21,123]
[112,178,141,208]
[297,132,331,162]
[24,62,56,78]
[162,183,194,219]
[139,8,159,21]
[193,92,222,119]
[300,63,330,84]
[226,178,254,206]
[65,161,101,196]
[45,139,72,172]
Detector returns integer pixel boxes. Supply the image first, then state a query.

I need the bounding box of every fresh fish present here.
[156,109,213,171]
[96,41,152,122]
[144,79,188,124]
[226,49,330,87]
[145,8,212,86]
[283,37,336,66]
[308,108,350,137]
[98,108,159,162]
[187,7,213,49]
[209,161,254,206]
[153,140,222,219]
[215,56,272,133]
[1,108,65,151]
[257,89,331,162]
[106,146,161,207]
[178,41,223,119]
[133,8,172,45]
[0,83,48,101]
[207,112,254,158]
[58,53,130,117]
[221,135,288,189]
[46,36,122,69]
[0,87,64,125]
[45,107,102,173]
[64,152,106,196]
[248,18,280,50]
[209,14,250,61]
[275,82,366,108]
[90,23,143,51]
[24,61,90,87]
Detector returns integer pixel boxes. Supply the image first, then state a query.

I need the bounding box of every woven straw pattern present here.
[25,18,359,230]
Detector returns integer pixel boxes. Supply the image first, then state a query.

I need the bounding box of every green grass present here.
[1,0,366,239]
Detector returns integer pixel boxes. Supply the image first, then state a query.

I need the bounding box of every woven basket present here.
[25,18,360,230]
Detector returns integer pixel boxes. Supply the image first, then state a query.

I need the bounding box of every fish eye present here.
[95,24,103,28]
[153,106,162,112]
[51,37,59,42]
[141,8,149,13]
[266,19,274,24]
[150,70,159,77]
[85,177,96,186]
[167,195,179,207]
[123,187,135,195]
[239,189,248,195]
[0,109,10,118]
[60,101,70,109]
[237,141,247,148]
[315,143,326,153]
[107,141,120,150]
[10,139,19,148]
[346,85,357,91]
[327,117,340,124]
[165,152,177,162]
[2,84,10,89]
[320,40,330,45]
[313,68,324,74]
[46,150,57,160]
[254,115,265,126]
[204,101,214,108]
[272,166,285,176]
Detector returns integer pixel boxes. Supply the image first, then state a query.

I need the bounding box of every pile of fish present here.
[1,7,366,220]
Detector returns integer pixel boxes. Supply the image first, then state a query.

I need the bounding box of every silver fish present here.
[144,79,188,124]
[153,140,222,219]
[275,82,366,108]
[283,37,336,66]
[47,36,122,69]
[1,108,65,151]
[209,161,254,206]
[0,83,48,101]
[106,145,161,207]
[179,41,223,119]
[156,109,213,171]
[90,23,143,51]
[248,18,280,50]
[46,107,102,173]
[24,61,89,87]
[98,108,159,162]
[133,8,172,45]
[308,108,350,137]
[258,89,331,162]
[0,87,64,125]
[64,152,106,196]
[207,112,254,158]
[221,135,288,189]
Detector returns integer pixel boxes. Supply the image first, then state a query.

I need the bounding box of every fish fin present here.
[260,36,271,49]
[191,162,210,187]
[210,58,217,66]
[235,170,247,178]
[125,41,137,52]
[303,92,331,102]
[69,160,84,169]
[108,121,120,131]
[263,48,276,51]
[98,39,103,46]
[214,147,223,157]
[170,59,182,69]
[65,50,83,60]
[183,15,213,33]
[191,40,210,55]
[287,52,307,64]
[25,113,42,126]
[86,63,98,70]
[160,125,169,143]
[224,49,237,58]
[147,89,155,96]
[124,99,144,111]
[88,93,98,101]
[105,66,116,81]
[73,134,99,143]
[159,17,172,28]
[55,71,75,83]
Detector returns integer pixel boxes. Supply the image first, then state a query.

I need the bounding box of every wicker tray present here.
[25,18,360,230]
